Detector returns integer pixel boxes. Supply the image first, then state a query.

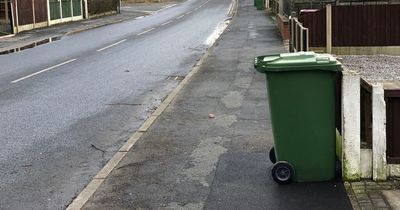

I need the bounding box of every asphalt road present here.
[0,0,232,209]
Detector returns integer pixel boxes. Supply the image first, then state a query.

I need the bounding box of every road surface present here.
[0,0,232,209]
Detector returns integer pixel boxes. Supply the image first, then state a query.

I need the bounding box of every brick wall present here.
[276,14,289,40]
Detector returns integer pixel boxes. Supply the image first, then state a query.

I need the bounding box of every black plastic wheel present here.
[271,161,294,184]
[269,147,276,164]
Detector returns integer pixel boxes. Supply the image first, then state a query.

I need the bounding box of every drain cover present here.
[166,76,185,81]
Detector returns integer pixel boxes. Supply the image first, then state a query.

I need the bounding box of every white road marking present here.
[11,58,77,83]
[164,4,177,9]
[176,15,185,19]
[161,20,173,26]
[96,39,127,52]
[135,16,144,20]
[137,28,155,36]
[227,0,235,14]
[186,11,192,15]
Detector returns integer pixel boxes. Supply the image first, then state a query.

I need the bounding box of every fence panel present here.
[61,0,72,18]
[49,0,60,20]
[0,0,12,34]
[332,4,400,46]
[72,0,82,16]
[17,0,33,25]
[34,0,48,23]
[299,8,326,48]
[385,90,400,164]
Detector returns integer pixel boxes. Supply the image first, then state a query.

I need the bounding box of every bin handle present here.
[316,56,331,63]
[254,56,266,73]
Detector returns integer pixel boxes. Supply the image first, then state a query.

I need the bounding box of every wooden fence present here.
[385,90,400,164]
[298,8,326,48]
[298,4,400,48]
[15,0,47,26]
[333,5,400,46]
[0,0,12,34]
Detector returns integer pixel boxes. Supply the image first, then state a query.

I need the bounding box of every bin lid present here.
[254,51,342,73]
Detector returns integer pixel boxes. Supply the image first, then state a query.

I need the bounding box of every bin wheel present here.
[269,147,276,164]
[271,161,294,184]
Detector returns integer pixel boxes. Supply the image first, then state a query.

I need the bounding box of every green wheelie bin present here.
[254,52,342,184]
[255,0,264,10]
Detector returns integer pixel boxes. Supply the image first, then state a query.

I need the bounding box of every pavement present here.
[72,0,354,209]
[346,180,400,210]
[0,2,177,52]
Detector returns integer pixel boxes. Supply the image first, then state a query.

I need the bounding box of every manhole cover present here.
[167,76,185,81]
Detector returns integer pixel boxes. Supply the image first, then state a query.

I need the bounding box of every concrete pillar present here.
[32,0,36,27]
[70,0,73,18]
[326,4,332,54]
[342,70,361,181]
[15,0,19,33]
[5,1,9,22]
[278,0,283,15]
[47,0,51,26]
[372,84,387,181]
[59,0,63,21]
[84,0,89,19]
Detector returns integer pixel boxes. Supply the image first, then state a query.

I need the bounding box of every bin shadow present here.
[205,152,353,210]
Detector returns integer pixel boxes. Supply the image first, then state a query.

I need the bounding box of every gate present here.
[49,0,82,24]
[289,17,309,52]
[0,0,13,35]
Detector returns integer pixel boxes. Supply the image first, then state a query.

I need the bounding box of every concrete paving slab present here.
[382,190,400,210]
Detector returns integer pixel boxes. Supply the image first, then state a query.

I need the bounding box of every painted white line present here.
[186,11,192,15]
[161,20,173,26]
[11,58,77,83]
[176,15,185,19]
[65,179,105,210]
[137,28,155,36]
[96,39,127,52]
[227,0,235,15]
[135,16,144,20]
[143,10,157,14]
[200,0,210,7]
[164,3,177,9]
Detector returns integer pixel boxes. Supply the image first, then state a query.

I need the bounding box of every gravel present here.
[338,55,400,82]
